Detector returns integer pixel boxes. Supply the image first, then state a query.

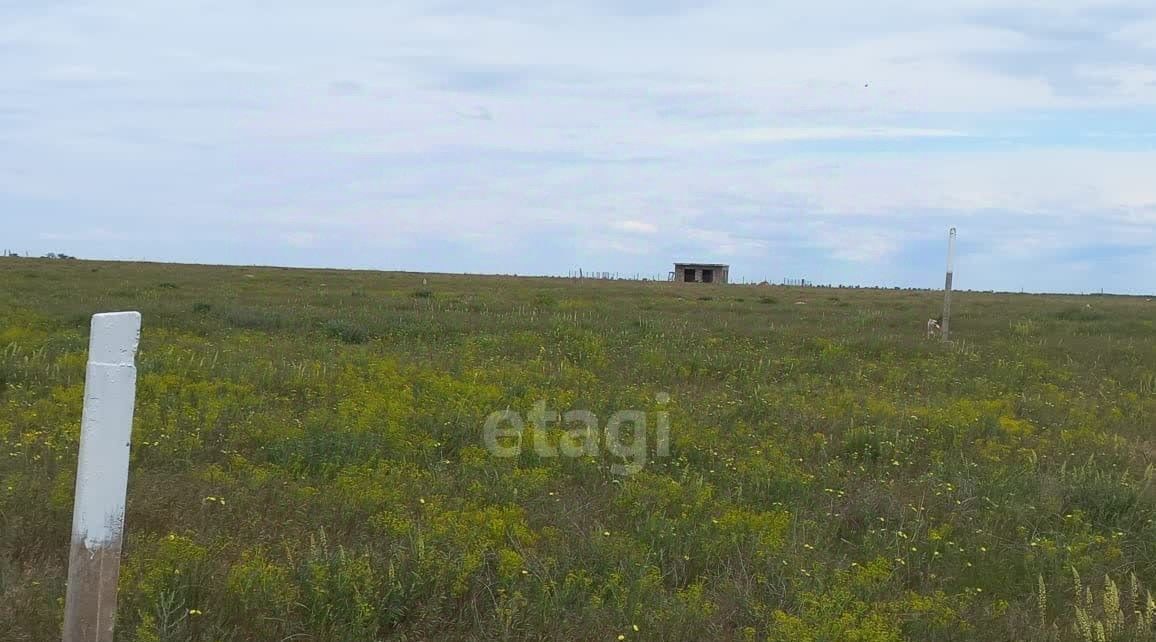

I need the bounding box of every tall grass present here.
[0,258,1153,640]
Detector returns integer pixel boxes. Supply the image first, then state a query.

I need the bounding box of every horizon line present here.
[3,255,1151,298]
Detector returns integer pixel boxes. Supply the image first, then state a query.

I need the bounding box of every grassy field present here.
[1,258,1154,641]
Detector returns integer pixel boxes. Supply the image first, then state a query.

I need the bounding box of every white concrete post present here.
[63,312,141,642]
[942,228,956,341]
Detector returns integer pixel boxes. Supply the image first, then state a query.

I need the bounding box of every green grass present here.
[1,258,1154,641]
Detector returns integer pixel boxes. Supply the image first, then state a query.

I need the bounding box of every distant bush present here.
[411,289,434,299]
[759,296,778,305]
[157,282,179,289]
[192,302,213,314]
[323,319,369,344]
[1055,305,1104,322]
[1011,318,1038,337]
[223,307,285,331]
[533,293,558,307]
[1063,464,1143,528]
[842,428,882,462]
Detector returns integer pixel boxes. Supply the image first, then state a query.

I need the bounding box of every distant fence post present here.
[942,228,956,341]
[63,312,141,642]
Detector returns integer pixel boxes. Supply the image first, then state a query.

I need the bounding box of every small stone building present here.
[673,263,729,284]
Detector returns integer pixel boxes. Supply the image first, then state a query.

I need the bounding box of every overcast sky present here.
[2,1,1155,293]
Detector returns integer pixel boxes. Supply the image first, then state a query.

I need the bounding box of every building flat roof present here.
[674,262,729,268]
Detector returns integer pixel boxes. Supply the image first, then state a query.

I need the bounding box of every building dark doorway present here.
[684,268,696,282]
[701,269,714,283]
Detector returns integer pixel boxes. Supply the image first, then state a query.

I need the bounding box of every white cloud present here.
[805,224,906,263]
[1075,64,1156,97]
[611,220,659,234]
[682,228,767,257]
[675,127,970,146]
[1113,20,1156,50]
[584,236,655,255]
[282,232,319,248]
